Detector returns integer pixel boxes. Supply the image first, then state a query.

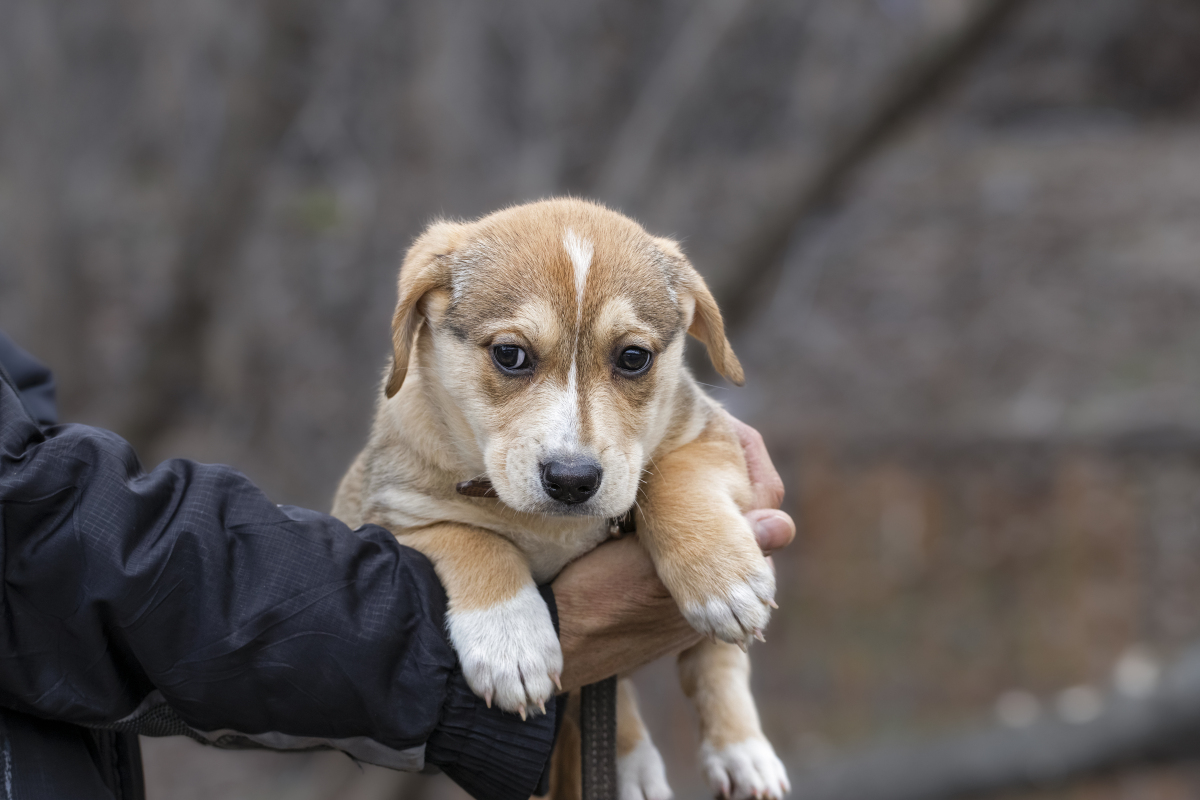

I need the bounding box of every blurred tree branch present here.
[122,0,321,455]
[722,0,1030,328]
[595,0,755,212]
[789,645,1200,800]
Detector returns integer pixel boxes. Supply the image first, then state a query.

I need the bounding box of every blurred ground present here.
[4,0,1200,797]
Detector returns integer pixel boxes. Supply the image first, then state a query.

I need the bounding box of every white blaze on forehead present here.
[563,228,593,313]
[544,228,594,455]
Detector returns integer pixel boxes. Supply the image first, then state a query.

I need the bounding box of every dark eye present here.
[492,344,530,374]
[616,347,652,375]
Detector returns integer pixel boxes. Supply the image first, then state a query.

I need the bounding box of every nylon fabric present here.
[0,335,559,800]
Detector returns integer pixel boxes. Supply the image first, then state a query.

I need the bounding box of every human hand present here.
[723,409,794,556]
[554,415,794,692]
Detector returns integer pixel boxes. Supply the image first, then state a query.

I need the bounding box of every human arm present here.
[0,358,551,800]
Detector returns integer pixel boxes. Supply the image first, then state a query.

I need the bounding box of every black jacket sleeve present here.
[0,333,57,426]
[0,354,556,800]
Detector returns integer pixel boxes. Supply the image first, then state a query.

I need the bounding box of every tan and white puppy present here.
[333,198,789,800]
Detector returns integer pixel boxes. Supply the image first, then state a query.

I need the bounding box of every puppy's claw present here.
[682,565,775,645]
[518,704,527,721]
[766,598,779,610]
[448,585,562,716]
[537,699,546,715]
[754,629,766,643]
[551,673,563,692]
[702,737,788,800]
[737,640,748,653]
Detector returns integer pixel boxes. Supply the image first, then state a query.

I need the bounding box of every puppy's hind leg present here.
[679,640,789,800]
[542,694,581,800]
[617,678,672,800]
[539,684,669,800]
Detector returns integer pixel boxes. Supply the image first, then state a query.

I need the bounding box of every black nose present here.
[541,459,603,505]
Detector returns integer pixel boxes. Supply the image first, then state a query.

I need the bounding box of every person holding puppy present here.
[0,331,794,800]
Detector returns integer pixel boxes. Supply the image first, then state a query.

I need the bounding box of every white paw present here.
[682,564,775,646]
[700,737,790,800]
[619,737,673,800]
[446,583,562,717]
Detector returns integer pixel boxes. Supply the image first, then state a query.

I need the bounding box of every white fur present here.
[451,267,468,304]
[522,228,595,470]
[541,375,583,455]
[568,230,592,432]
[700,738,790,800]
[682,561,775,644]
[450,244,489,305]
[563,228,593,310]
[446,583,562,715]
[564,228,593,445]
[619,736,673,800]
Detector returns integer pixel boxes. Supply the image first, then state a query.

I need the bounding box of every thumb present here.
[746,509,795,555]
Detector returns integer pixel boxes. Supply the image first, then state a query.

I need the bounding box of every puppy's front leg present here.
[637,418,775,645]
[680,641,789,800]
[396,524,561,717]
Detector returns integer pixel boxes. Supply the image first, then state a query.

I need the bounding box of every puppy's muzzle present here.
[540,458,602,505]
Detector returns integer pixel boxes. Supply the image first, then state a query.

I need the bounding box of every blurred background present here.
[4,0,1200,797]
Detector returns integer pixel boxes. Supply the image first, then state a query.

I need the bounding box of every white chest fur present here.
[501,516,613,584]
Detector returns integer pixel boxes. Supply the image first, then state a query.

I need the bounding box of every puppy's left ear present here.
[385,220,466,398]
[654,237,745,386]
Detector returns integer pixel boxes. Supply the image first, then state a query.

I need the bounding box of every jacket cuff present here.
[426,676,558,800]
[426,585,562,800]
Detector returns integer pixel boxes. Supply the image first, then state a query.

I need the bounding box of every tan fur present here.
[333,198,784,799]
[330,450,367,528]
[679,641,761,749]
[396,524,532,611]
[548,695,582,800]
[385,221,464,398]
[635,417,762,612]
[652,236,744,386]
[616,678,649,757]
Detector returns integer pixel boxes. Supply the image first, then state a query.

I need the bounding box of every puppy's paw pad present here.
[700,737,790,800]
[619,738,673,800]
[682,566,775,645]
[447,584,562,716]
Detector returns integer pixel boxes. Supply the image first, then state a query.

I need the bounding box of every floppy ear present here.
[385,220,466,398]
[654,237,745,386]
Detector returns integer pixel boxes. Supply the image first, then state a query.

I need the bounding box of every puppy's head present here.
[386,198,742,518]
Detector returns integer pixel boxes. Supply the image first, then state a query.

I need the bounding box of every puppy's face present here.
[387,200,742,518]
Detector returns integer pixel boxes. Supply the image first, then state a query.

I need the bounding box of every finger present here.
[723,411,785,509]
[746,509,795,554]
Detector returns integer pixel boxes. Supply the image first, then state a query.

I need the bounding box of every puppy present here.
[333,198,789,800]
